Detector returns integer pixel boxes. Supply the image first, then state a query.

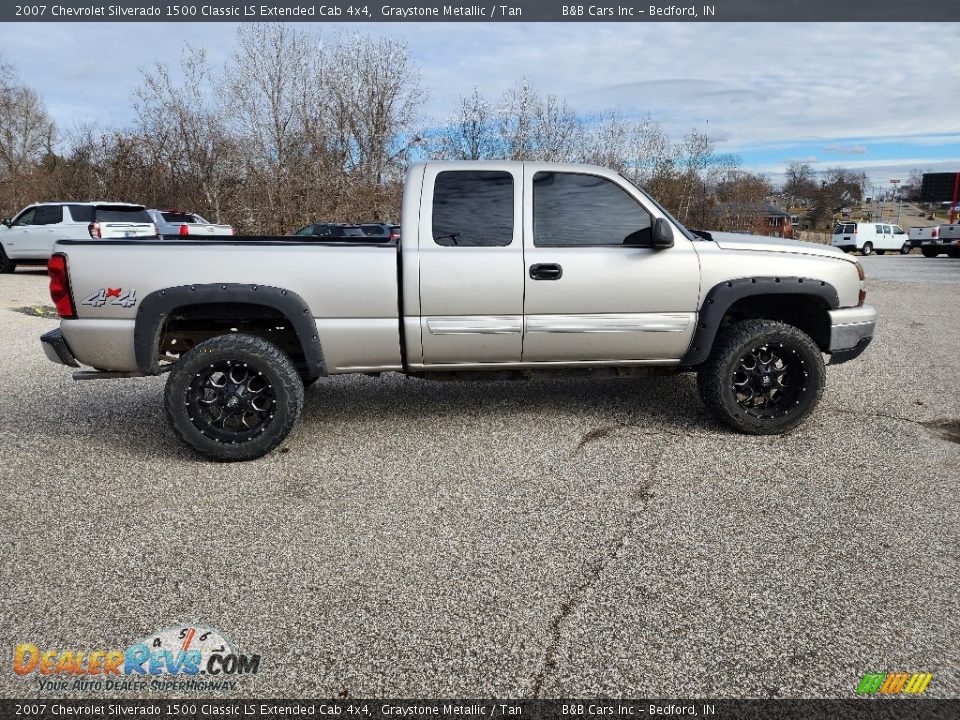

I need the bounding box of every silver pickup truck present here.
[41,161,877,461]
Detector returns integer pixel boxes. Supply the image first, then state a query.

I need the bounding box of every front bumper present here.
[41,328,80,368]
[827,305,877,365]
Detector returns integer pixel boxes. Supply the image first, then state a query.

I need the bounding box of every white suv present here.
[0,202,156,273]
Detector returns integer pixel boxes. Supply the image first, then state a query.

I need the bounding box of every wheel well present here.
[157,302,309,376]
[720,294,831,351]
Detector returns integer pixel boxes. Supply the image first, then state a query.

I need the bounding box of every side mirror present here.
[1,218,11,228]
[653,217,675,249]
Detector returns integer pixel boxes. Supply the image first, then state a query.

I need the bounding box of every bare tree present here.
[136,47,236,221]
[434,87,497,160]
[0,58,56,210]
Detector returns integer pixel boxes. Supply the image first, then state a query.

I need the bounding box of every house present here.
[708,201,794,238]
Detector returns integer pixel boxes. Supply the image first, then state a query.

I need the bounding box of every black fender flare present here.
[134,283,326,379]
[681,276,840,366]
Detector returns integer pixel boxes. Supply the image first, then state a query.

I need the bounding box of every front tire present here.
[164,334,305,461]
[860,242,873,256]
[697,320,825,435]
[0,245,16,273]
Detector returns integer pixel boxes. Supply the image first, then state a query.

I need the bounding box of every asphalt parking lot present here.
[1,258,958,699]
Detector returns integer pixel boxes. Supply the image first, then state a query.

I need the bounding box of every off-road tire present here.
[922,247,939,258]
[164,333,304,461]
[697,319,825,435]
[860,242,873,256]
[0,245,16,273]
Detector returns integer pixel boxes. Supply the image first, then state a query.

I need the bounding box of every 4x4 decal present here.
[80,287,138,309]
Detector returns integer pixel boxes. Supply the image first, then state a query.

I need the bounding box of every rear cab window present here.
[160,212,202,224]
[432,170,514,247]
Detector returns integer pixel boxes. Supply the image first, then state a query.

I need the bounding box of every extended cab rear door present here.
[417,163,525,365]
[521,165,700,362]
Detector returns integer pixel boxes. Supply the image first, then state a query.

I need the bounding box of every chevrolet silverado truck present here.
[40,162,877,461]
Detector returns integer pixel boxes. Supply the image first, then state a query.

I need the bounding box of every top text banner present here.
[4,0,959,22]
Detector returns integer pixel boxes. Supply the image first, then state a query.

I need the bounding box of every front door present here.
[521,166,701,363]
[417,164,525,365]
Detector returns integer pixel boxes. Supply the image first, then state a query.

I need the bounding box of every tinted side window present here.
[67,205,94,223]
[33,206,63,225]
[883,225,892,233]
[13,208,36,226]
[533,172,652,247]
[875,225,883,233]
[432,171,513,247]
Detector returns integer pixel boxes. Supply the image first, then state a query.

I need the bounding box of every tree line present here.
[0,25,879,235]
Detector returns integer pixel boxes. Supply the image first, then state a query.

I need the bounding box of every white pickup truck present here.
[910,224,960,258]
[146,209,235,239]
[41,162,877,461]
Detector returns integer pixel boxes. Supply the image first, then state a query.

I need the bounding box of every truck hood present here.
[708,232,852,261]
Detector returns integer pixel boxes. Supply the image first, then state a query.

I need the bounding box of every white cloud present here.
[3,21,959,153]
[822,144,868,155]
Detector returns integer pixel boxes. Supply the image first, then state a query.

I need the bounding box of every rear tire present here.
[860,242,873,256]
[949,249,960,259]
[922,248,939,258]
[900,244,910,255]
[0,245,16,273]
[164,333,304,461]
[697,319,825,435]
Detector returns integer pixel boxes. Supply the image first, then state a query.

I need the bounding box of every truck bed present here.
[55,237,403,374]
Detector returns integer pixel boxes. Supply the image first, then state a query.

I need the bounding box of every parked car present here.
[831,221,910,255]
[358,223,401,241]
[147,209,234,238]
[292,223,367,239]
[0,202,155,273]
[919,224,960,258]
[40,161,876,461]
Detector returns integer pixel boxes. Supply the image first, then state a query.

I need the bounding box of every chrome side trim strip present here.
[426,316,523,335]
[525,313,694,334]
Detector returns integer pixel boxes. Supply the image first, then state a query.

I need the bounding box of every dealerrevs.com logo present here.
[856,672,933,695]
[13,625,260,692]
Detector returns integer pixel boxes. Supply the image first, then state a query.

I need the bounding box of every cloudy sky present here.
[6,21,960,187]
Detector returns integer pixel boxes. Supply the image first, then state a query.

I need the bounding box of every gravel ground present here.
[0,264,957,699]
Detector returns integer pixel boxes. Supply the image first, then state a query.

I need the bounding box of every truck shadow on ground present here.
[60,370,717,463]
[298,371,713,444]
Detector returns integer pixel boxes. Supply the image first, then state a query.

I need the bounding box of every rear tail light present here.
[932,228,938,238]
[855,261,867,307]
[231,227,238,236]
[179,224,189,237]
[88,222,101,238]
[48,253,76,319]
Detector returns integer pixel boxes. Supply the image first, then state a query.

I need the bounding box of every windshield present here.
[618,174,697,241]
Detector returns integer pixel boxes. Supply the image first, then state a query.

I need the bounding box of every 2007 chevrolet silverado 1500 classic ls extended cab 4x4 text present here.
[40,161,877,461]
